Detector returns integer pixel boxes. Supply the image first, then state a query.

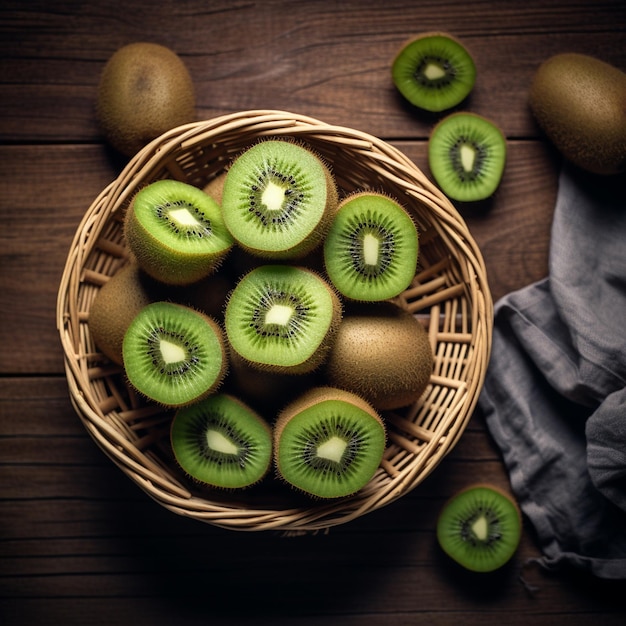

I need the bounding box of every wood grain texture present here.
[2,1,626,624]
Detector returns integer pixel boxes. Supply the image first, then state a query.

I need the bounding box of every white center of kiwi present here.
[168,207,201,227]
[316,436,347,463]
[159,339,186,364]
[265,304,293,326]
[460,144,477,173]
[424,62,446,81]
[471,514,489,541]
[261,181,287,212]
[363,233,380,266]
[206,430,239,456]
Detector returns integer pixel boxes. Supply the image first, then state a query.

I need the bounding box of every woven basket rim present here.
[57,109,493,532]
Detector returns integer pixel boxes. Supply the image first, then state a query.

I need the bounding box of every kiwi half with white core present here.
[220,139,338,259]
[224,264,342,374]
[170,394,272,489]
[392,32,476,112]
[428,112,507,202]
[437,484,522,573]
[122,301,227,408]
[124,179,234,285]
[323,192,419,302]
[274,387,386,499]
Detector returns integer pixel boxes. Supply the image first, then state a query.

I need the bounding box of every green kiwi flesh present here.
[274,387,386,499]
[224,264,342,374]
[124,179,234,285]
[428,112,506,202]
[220,140,338,259]
[323,192,418,301]
[436,484,522,573]
[122,301,227,407]
[170,394,272,489]
[325,302,433,410]
[392,32,476,112]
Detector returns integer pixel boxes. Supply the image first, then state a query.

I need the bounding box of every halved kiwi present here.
[436,484,522,573]
[392,32,476,113]
[325,301,433,410]
[323,192,419,302]
[224,264,342,374]
[428,112,507,202]
[122,301,227,407]
[274,387,386,499]
[220,139,338,259]
[170,393,272,489]
[124,179,234,285]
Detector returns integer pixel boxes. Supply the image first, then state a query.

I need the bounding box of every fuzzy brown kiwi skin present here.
[88,262,157,365]
[96,42,196,157]
[325,301,434,410]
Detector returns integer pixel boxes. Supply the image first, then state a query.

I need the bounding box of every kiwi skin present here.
[529,53,626,175]
[88,262,156,365]
[96,42,196,157]
[325,302,433,411]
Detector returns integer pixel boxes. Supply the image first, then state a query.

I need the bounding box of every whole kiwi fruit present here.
[88,262,156,365]
[528,52,626,175]
[325,302,433,410]
[96,42,196,157]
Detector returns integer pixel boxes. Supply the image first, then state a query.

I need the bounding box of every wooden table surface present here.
[2,1,626,624]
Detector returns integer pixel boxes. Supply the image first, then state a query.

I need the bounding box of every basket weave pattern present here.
[57,110,493,531]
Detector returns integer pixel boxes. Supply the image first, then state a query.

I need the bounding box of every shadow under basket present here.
[57,110,493,532]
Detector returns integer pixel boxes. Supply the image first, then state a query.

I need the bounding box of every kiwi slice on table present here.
[220,139,338,259]
[170,393,272,489]
[224,264,342,374]
[124,179,234,285]
[274,387,387,499]
[436,484,522,573]
[325,301,433,410]
[428,112,507,203]
[122,301,227,408]
[391,32,476,113]
[323,192,418,302]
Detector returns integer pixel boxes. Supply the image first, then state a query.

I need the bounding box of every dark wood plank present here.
[1,0,625,142]
[2,378,626,626]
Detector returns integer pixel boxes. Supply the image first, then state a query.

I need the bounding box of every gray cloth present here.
[478,163,626,579]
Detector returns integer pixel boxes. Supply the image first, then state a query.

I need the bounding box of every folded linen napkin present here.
[478,163,626,579]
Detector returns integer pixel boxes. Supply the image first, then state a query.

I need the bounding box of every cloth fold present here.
[478,163,626,579]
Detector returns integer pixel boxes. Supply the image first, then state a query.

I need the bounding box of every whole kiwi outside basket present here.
[57,110,493,532]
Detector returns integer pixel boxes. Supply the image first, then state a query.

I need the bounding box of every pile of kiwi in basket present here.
[89,138,434,500]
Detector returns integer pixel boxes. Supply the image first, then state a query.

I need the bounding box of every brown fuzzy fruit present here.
[325,302,434,410]
[96,42,196,156]
[528,53,626,175]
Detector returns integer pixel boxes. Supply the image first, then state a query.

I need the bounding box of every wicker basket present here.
[57,110,493,532]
